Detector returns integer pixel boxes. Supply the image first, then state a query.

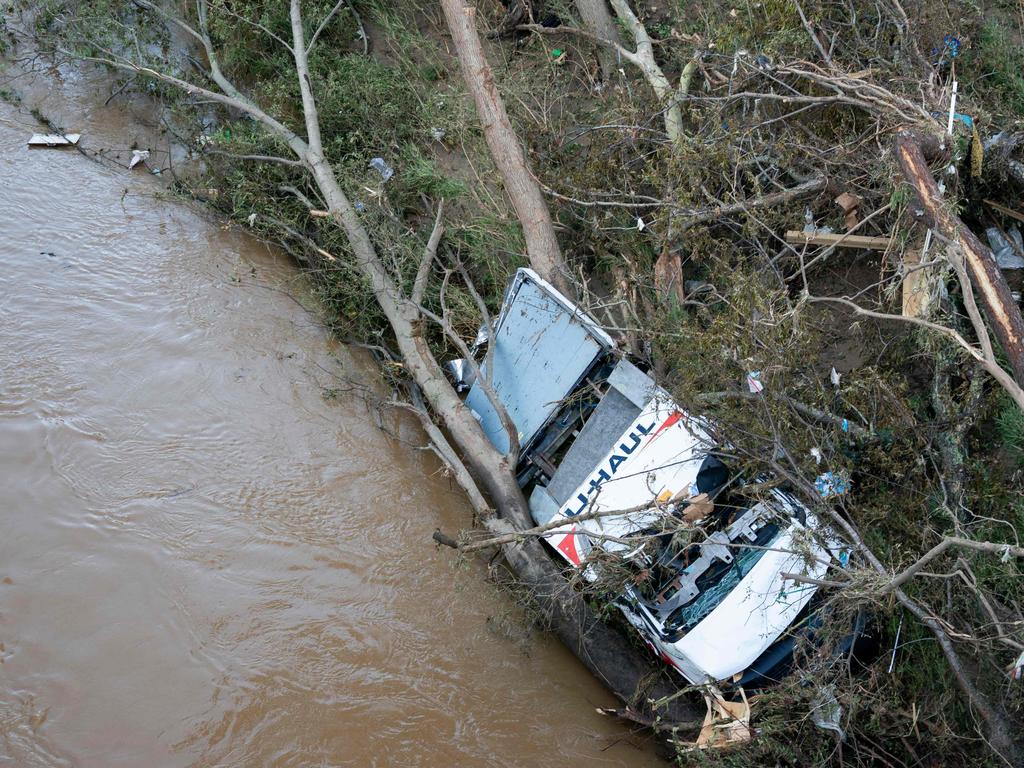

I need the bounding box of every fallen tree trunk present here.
[573,0,622,79]
[896,129,1024,386]
[440,0,573,297]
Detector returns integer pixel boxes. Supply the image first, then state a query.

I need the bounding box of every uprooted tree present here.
[26,0,1024,764]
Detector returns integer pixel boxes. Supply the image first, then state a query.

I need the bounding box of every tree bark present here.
[440,0,573,297]
[896,129,1024,386]
[573,0,622,80]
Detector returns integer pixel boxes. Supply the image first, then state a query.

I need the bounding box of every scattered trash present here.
[473,323,490,350]
[810,685,845,740]
[985,225,1024,269]
[27,132,81,147]
[810,447,823,464]
[834,192,862,230]
[888,614,904,673]
[246,212,257,227]
[1010,650,1024,681]
[746,370,764,394]
[815,471,850,498]
[128,149,150,169]
[945,79,960,136]
[927,111,974,130]
[355,201,366,212]
[429,126,446,141]
[841,418,850,433]
[636,216,646,232]
[685,686,752,750]
[942,34,961,60]
[368,157,394,182]
[444,358,475,392]
[682,492,714,523]
[954,112,974,130]
[551,48,563,58]
[829,367,841,387]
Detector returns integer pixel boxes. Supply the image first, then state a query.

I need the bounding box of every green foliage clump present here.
[996,397,1024,466]
[967,20,1024,119]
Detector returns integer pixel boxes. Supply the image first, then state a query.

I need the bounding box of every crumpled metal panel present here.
[465,268,613,454]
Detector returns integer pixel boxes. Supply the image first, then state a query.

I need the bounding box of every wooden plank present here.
[901,248,936,318]
[27,133,81,147]
[785,230,894,250]
[984,199,1024,225]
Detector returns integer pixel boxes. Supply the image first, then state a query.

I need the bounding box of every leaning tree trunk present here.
[896,129,1024,386]
[573,0,622,80]
[440,0,573,297]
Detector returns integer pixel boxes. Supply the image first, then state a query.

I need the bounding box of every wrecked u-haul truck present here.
[458,268,843,687]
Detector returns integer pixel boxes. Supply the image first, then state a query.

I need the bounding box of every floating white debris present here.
[27,133,81,147]
[129,149,150,169]
[746,370,764,394]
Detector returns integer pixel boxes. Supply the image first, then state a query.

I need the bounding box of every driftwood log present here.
[896,129,1024,385]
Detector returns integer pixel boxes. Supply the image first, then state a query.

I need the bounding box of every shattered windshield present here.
[663,523,781,634]
[617,480,788,638]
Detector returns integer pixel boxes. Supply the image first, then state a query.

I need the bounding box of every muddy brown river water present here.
[0,72,655,766]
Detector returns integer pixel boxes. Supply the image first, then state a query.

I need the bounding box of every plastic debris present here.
[841,418,850,433]
[943,35,961,59]
[815,471,850,498]
[473,323,490,350]
[830,367,841,387]
[246,213,257,227]
[430,126,446,141]
[810,685,845,740]
[128,149,150,169]
[355,201,366,212]
[1010,650,1024,681]
[444,359,475,393]
[689,686,752,750]
[810,447,823,464]
[368,157,394,182]
[27,132,81,147]
[551,48,563,58]
[802,207,833,236]
[636,217,646,231]
[985,226,1024,269]
[746,371,764,394]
